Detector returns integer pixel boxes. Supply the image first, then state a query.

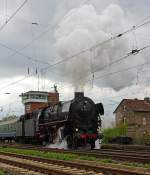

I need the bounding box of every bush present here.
[102,123,127,143]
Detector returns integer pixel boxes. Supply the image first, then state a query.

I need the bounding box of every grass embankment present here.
[0,147,150,170]
[0,170,6,175]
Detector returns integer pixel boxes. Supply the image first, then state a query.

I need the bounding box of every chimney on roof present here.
[144,97,150,102]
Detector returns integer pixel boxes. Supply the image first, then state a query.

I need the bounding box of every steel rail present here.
[13,146,150,163]
[1,143,150,163]
[0,151,149,175]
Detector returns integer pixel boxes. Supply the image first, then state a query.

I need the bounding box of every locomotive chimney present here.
[75,92,84,98]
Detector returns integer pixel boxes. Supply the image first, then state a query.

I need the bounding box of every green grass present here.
[123,162,150,170]
[0,147,77,161]
[0,170,6,175]
[100,158,150,170]
[0,147,150,170]
[100,158,113,163]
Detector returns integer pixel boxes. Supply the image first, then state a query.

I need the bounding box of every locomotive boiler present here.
[0,92,104,149]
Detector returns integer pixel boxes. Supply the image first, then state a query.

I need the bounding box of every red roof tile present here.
[114,98,150,113]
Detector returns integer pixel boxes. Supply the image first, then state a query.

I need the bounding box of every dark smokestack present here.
[75,92,84,98]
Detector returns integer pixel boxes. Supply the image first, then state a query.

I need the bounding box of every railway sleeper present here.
[0,162,45,175]
[0,155,103,175]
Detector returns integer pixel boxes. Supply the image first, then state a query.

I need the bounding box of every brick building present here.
[114,98,150,138]
[20,91,59,114]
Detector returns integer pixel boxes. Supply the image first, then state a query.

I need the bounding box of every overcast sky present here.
[0,0,150,127]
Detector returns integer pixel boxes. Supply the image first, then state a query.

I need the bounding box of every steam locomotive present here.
[0,92,104,149]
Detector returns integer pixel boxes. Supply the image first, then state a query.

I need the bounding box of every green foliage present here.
[0,147,96,161]
[100,158,113,163]
[0,147,77,161]
[79,155,97,161]
[102,123,128,143]
[0,170,6,175]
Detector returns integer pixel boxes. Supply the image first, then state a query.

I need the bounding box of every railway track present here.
[13,145,150,163]
[1,143,150,163]
[0,152,103,175]
[0,151,149,175]
[101,144,150,151]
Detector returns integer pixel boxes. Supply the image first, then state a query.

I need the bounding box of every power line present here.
[67,44,150,87]
[95,45,150,72]
[0,41,51,65]
[0,78,149,115]
[0,0,86,67]
[0,0,28,32]
[1,15,150,91]
[2,42,150,93]
[2,5,150,75]
[0,75,31,91]
[0,1,90,67]
[0,10,67,67]
[101,76,150,103]
[41,19,150,72]
[0,43,149,93]
[1,3,150,74]
[60,77,147,103]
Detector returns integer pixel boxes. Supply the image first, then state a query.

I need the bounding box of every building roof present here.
[20,91,49,96]
[20,91,59,97]
[114,98,150,113]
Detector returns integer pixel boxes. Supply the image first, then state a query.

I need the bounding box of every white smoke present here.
[47,139,68,149]
[54,3,145,91]
[47,127,68,149]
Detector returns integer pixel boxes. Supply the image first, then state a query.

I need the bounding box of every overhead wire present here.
[68,43,150,87]
[0,0,28,32]
[41,18,150,73]
[0,43,148,93]
[0,42,150,93]
[0,9,150,92]
[0,0,90,67]
[0,10,69,68]
[0,75,32,91]
[1,74,150,112]
[0,1,150,76]
[1,2,150,75]
[0,41,51,65]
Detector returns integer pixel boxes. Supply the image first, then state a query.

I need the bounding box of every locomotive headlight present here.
[75,128,79,132]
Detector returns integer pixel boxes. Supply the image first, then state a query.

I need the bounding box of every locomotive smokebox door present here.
[95,103,104,115]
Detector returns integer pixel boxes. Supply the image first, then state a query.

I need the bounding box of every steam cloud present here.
[54,4,144,91]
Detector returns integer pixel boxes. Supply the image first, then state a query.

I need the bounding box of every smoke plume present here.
[54,3,144,91]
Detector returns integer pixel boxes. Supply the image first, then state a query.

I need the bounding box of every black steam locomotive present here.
[0,92,104,149]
